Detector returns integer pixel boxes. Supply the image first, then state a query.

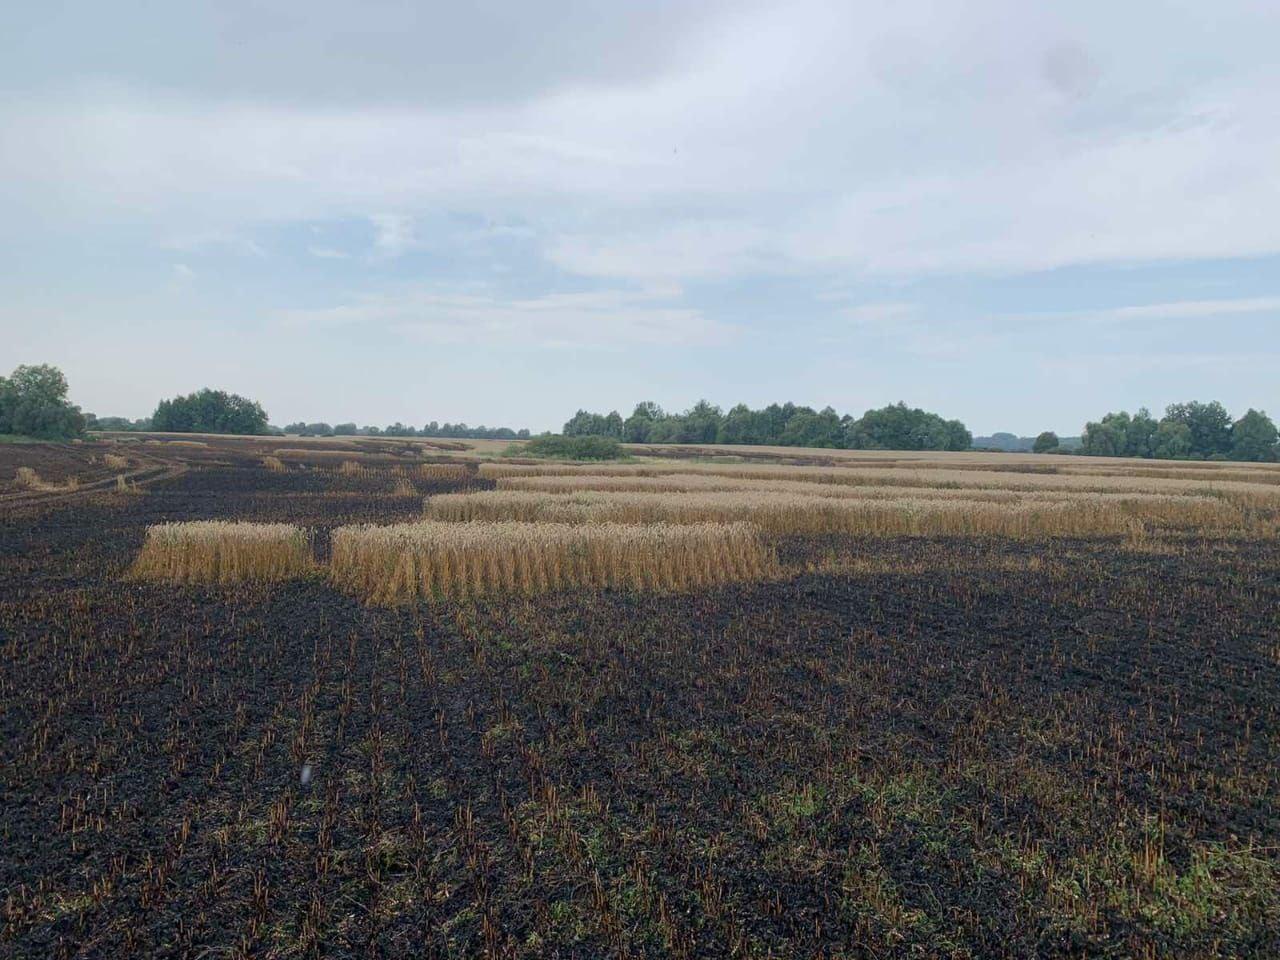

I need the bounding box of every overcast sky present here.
[3,1,1278,435]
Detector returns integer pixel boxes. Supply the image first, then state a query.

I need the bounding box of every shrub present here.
[516,434,624,461]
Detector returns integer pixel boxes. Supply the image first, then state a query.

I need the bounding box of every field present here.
[2,434,1279,958]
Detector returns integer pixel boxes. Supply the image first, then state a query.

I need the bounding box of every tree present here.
[781,406,844,448]
[1162,401,1232,459]
[0,364,86,439]
[333,422,359,435]
[1230,409,1279,462]
[87,415,151,432]
[151,389,269,435]
[847,402,971,451]
[1151,420,1193,460]
[678,400,723,444]
[563,409,614,437]
[623,402,663,443]
[717,403,764,445]
[1083,411,1133,458]
[1126,408,1158,458]
[1033,431,1060,454]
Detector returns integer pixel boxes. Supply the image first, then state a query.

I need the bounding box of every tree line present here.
[7,363,1277,464]
[280,421,531,440]
[564,400,973,451]
[1039,401,1278,462]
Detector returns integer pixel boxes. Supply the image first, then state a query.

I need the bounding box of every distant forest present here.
[279,421,532,440]
[13,362,1276,463]
[564,399,1278,461]
[563,401,973,451]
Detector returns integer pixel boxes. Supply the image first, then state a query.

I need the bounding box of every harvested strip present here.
[329,520,772,602]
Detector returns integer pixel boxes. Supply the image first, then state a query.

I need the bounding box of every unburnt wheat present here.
[129,521,313,583]
[329,520,772,603]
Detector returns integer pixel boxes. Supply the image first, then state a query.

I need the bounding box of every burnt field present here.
[2,444,1279,958]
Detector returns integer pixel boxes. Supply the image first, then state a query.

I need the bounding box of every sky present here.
[3,0,1278,436]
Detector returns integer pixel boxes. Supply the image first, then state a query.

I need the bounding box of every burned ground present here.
[2,452,1278,958]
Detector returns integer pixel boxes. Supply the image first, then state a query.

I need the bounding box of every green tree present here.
[623,401,663,442]
[1162,401,1232,459]
[563,409,621,437]
[848,402,971,451]
[1230,409,1279,462]
[781,406,845,448]
[0,364,86,439]
[678,400,723,444]
[1082,416,1124,457]
[1127,408,1158,458]
[151,388,269,435]
[1151,420,1193,460]
[1032,431,1060,453]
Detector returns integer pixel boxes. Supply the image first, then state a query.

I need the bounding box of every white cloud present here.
[548,222,771,281]
[369,213,415,259]
[841,302,917,326]
[4,1,1278,286]
[1078,297,1280,322]
[277,286,735,349]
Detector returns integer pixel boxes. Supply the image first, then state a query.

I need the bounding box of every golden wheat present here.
[103,453,129,470]
[425,489,1250,537]
[128,521,313,583]
[417,463,473,481]
[261,456,286,472]
[329,520,772,603]
[482,460,1280,506]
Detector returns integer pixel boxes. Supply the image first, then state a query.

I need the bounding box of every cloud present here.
[277,286,736,349]
[548,222,771,281]
[4,1,1278,286]
[369,214,415,259]
[1075,296,1280,322]
[841,302,917,326]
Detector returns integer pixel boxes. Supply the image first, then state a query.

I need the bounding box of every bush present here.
[514,434,624,460]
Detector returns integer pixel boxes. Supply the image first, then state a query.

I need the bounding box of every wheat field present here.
[129,521,314,583]
[329,520,773,602]
[425,488,1255,537]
